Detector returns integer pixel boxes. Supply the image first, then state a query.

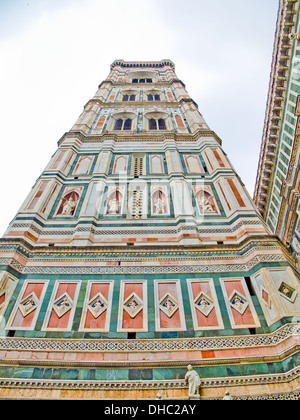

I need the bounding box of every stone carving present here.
[19,292,38,317]
[278,282,297,303]
[197,195,215,213]
[107,197,121,215]
[159,293,179,318]
[194,292,214,317]
[123,292,143,318]
[53,293,73,318]
[62,197,77,215]
[154,196,165,215]
[185,365,201,399]
[223,391,233,400]
[57,191,80,216]
[88,293,108,318]
[229,291,248,315]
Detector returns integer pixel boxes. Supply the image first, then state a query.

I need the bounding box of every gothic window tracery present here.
[114,118,132,131]
[149,118,166,130]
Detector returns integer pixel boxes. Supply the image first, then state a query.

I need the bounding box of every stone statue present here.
[154,196,165,214]
[185,365,201,399]
[108,197,120,215]
[223,391,233,400]
[197,195,215,213]
[62,197,77,215]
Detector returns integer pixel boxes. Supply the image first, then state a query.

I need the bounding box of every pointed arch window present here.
[149,118,166,130]
[123,118,132,130]
[147,94,160,102]
[158,118,166,130]
[123,94,136,102]
[149,118,157,130]
[114,118,132,131]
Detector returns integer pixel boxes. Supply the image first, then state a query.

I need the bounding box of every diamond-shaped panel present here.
[123,292,143,318]
[229,290,248,315]
[88,292,108,318]
[19,292,38,317]
[53,292,73,318]
[194,292,214,317]
[159,293,179,318]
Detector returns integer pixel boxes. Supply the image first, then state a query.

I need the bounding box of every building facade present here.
[254,0,300,270]
[0,59,299,400]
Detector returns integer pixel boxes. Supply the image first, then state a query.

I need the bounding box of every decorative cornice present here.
[58,128,222,147]
[110,59,175,71]
[0,366,298,397]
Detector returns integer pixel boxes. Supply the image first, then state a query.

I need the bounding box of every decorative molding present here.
[0,323,298,353]
[0,366,298,397]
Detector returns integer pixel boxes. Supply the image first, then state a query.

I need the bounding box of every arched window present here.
[123,118,132,130]
[114,118,132,131]
[158,119,166,130]
[147,94,160,102]
[114,119,123,130]
[149,119,157,130]
[123,94,136,102]
[149,118,166,131]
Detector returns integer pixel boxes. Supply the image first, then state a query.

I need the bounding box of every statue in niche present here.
[153,190,167,215]
[107,191,122,215]
[185,365,201,399]
[62,197,77,215]
[196,191,216,214]
[58,192,79,216]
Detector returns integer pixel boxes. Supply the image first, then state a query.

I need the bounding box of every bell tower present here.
[0,59,299,400]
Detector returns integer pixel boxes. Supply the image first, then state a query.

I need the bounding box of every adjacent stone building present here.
[254,0,300,271]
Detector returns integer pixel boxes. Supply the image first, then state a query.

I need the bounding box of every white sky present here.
[0,0,279,236]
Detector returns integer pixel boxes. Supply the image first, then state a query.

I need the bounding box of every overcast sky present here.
[0,0,279,236]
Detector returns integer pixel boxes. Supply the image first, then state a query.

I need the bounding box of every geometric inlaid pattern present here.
[278,282,297,303]
[123,292,143,319]
[87,292,108,319]
[0,323,298,352]
[18,292,39,317]
[194,292,214,317]
[53,292,73,318]
[229,290,249,315]
[159,293,179,318]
